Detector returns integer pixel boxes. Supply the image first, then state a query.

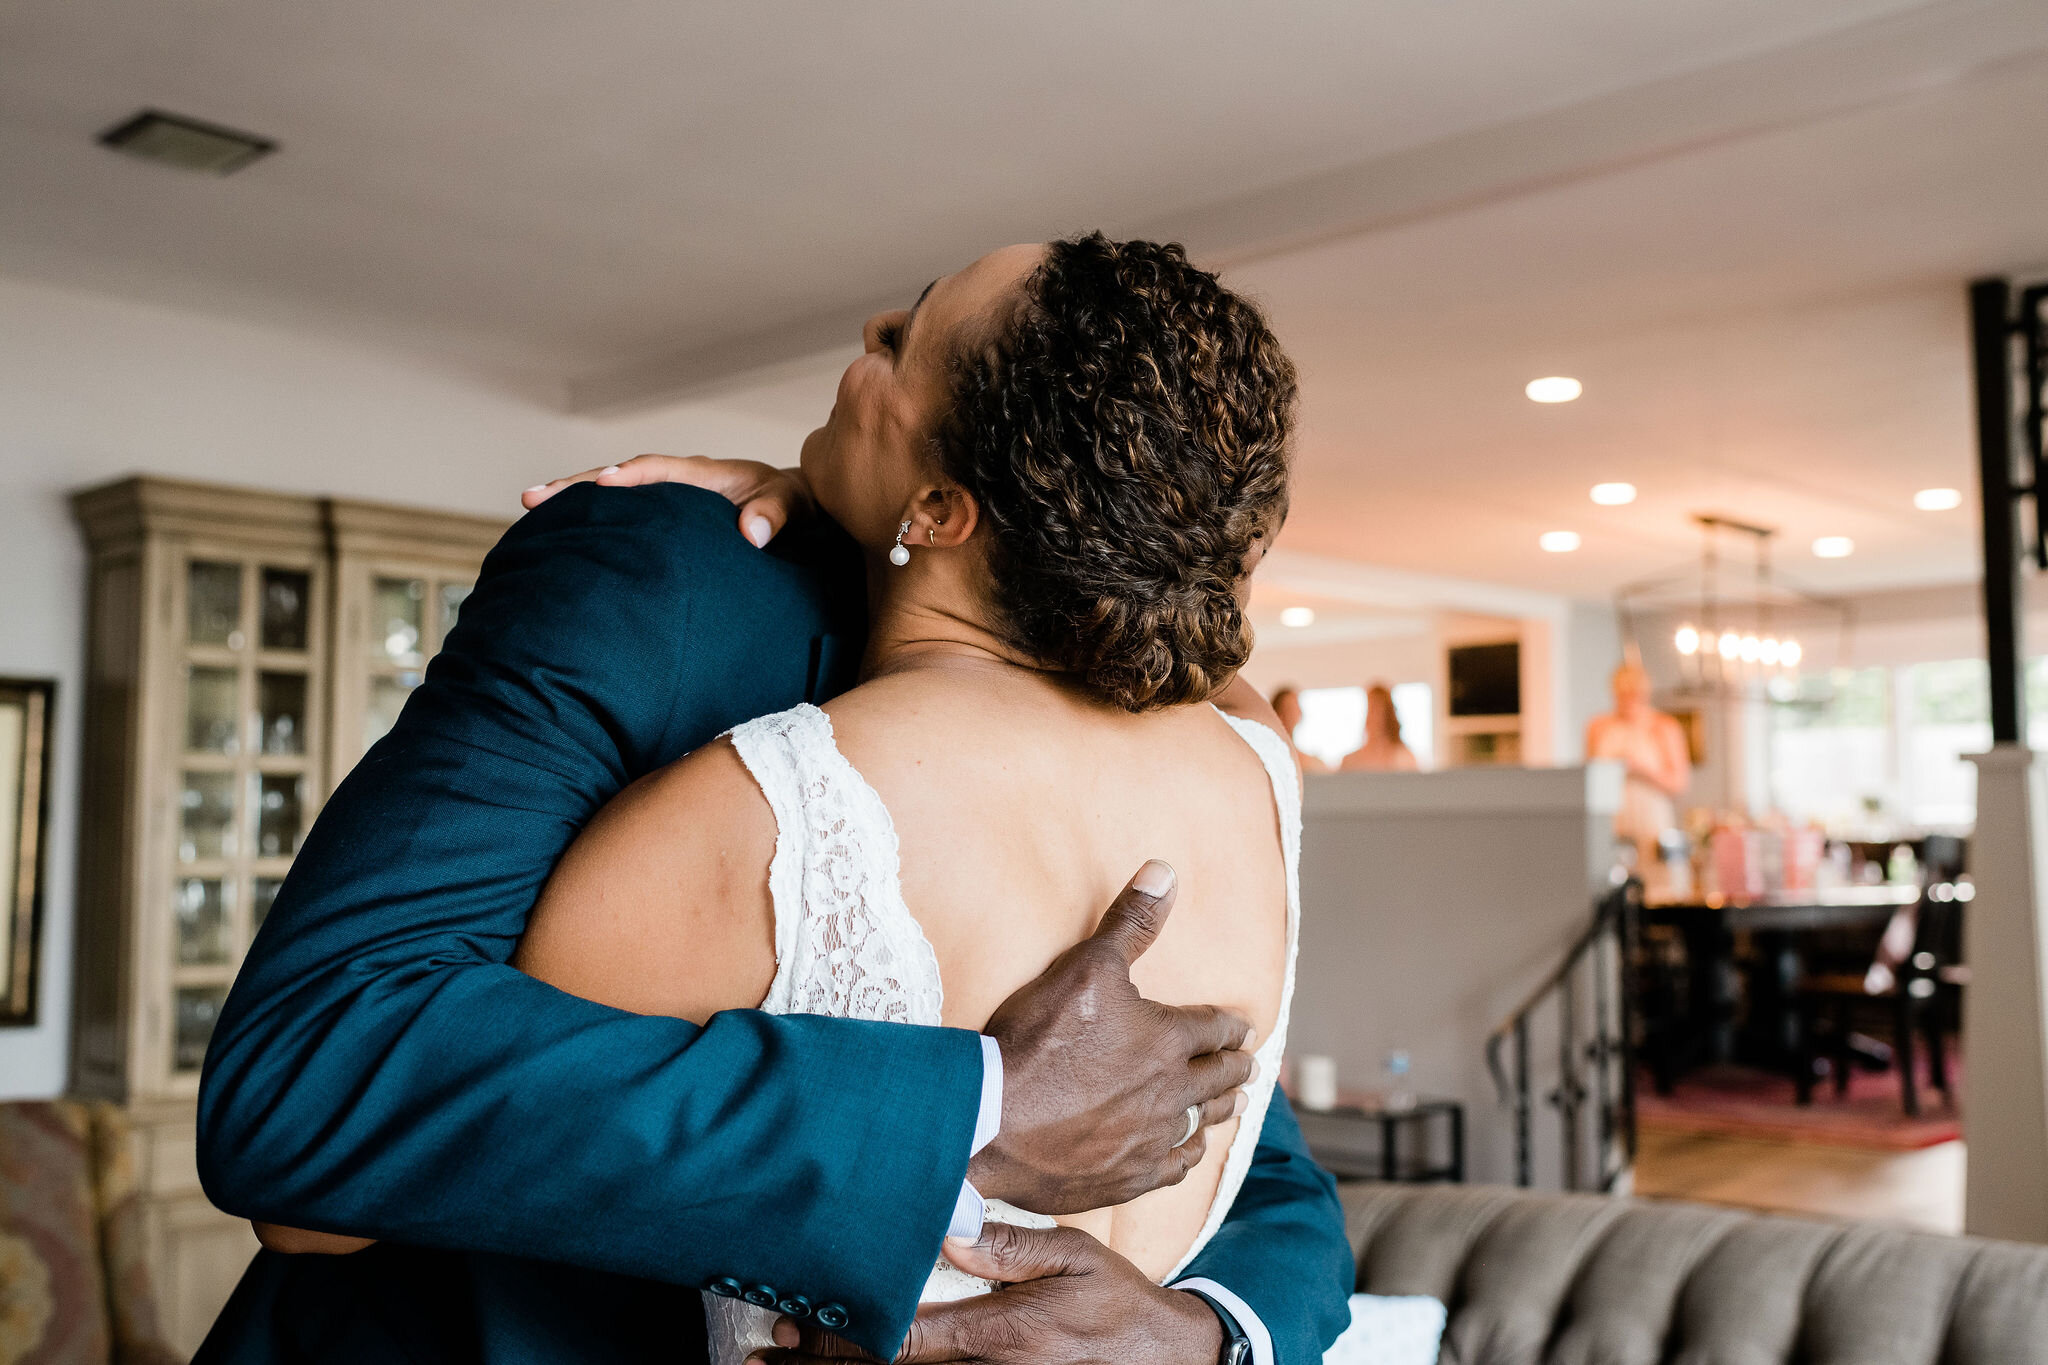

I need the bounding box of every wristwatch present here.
[1180,1288,1254,1365]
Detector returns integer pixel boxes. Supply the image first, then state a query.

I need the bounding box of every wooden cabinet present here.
[326,499,501,776]
[69,476,506,1356]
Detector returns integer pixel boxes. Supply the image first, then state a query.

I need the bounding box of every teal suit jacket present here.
[196,485,1351,1363]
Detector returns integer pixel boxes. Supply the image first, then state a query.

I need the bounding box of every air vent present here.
[98,110,276,175]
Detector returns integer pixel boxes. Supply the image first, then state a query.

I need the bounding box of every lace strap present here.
[726,706,826,1010]
[724,703,945,1026]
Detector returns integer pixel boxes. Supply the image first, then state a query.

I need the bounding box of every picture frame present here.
[1,678,54,1026]
[1668,706,1708,766]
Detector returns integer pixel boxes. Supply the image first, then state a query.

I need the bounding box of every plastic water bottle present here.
[1384,1050,1417,1113]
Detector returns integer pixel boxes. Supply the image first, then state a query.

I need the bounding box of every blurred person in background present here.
[1340,682,1418,772]
[1584,661,1690,872]
[1270,685,1330,773]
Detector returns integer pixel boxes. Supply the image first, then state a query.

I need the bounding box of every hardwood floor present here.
[1632,1127,1965,1234]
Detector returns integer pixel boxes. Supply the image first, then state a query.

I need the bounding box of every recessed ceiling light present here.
[1279,606,1316,628]
[1526,377,1583,403]
[1913,488,1963,511]
[1812,536,1855,559]
[1539,530,1581,553]
[98,109,276,175]
[1590,482,1637,505]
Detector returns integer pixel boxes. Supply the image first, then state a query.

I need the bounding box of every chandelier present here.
[1618,514,1845,697]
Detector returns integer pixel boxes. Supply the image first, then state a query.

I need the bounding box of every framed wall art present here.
[1,677,53,1025]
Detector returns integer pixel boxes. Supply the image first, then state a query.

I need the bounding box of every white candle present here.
[1295,1054,1339,1111]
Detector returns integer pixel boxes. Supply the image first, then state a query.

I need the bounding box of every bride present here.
[520,233,1302,1363]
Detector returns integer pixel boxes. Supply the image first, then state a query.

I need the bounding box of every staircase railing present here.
[1485,878,1641,1191]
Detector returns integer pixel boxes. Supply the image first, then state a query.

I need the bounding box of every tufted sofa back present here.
[1341,1182,2048,1364]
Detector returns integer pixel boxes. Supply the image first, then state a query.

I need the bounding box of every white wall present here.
[1564,600,1624,765]
[0,273,816,1096]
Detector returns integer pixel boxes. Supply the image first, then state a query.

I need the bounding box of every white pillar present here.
[1963,744,2048,1241]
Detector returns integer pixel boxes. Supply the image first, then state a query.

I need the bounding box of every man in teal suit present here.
[196,482,1353,1365]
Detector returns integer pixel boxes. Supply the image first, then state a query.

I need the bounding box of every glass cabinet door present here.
[168,552,318,1077]
[355,571,474,756]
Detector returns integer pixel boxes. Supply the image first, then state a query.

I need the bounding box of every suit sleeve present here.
[1175,1097,1356,1364]
[197,484,978,1357]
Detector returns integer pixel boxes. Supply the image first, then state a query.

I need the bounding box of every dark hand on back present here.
[748,1223,1225,1365]
[969,860,1255,1214]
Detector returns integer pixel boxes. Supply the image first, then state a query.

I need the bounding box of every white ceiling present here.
[1248,39,2048,600]
[5,0,2048,606]
[0,0,1948,391]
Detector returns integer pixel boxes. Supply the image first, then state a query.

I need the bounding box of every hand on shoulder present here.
[521,455,814,549]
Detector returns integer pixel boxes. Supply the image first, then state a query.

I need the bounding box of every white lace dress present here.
[704,702,1302,1365]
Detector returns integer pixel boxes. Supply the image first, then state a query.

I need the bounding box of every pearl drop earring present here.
[889,521,912,567]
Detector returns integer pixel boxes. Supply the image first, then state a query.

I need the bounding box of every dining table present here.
[1639,884,1920,1090]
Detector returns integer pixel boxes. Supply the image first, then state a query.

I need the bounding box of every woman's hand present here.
[522,455,815,548]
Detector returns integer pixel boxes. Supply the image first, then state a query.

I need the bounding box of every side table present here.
[1294,1097,1464,1183]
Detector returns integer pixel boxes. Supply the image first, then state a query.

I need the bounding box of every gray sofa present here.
[1341,1182,2048,1364]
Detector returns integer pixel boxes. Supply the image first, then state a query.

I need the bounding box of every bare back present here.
[515,666,1294,1281]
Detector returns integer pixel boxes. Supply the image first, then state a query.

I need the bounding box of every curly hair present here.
[932,233,1296,711]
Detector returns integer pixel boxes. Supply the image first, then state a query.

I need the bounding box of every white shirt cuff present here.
[973,1034,1003,1154]
[947,1180,987,1240]
[946,1036,1005,1241]
[1173,1278,1273,1365]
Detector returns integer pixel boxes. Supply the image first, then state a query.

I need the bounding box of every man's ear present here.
[906,483,978,549]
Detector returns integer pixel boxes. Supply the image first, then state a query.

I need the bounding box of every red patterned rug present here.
[1637,1058,1962,1151]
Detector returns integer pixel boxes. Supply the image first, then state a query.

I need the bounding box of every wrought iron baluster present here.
[1591,907,1614,1187]
[1617,887,1641,1184]
[1514,1016,1531,1187]
[1488,882,1638,1190]
[1557,967,1581,1190]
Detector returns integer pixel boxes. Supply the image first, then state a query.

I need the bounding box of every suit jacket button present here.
[777,1294,814,1318]
[815,1303,849,1330]
[707,1277,744,1299]
[744,1284,779,1308]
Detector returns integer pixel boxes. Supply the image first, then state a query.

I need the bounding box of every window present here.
[1768,658,1994,833]
[2026,657,2048,750]
[1770,667,1892,829]
[1391,682,1434,768]
[1901,659,1989,829]
[1293,686,1364,768]
[1290,683,1434,770]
